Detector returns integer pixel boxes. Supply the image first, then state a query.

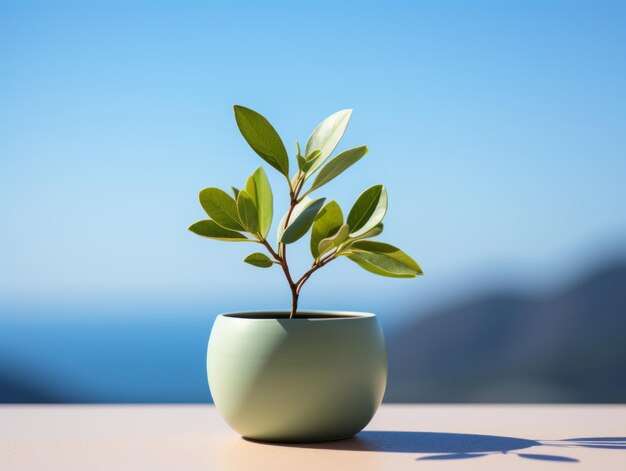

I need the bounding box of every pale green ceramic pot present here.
[207,311,387,442]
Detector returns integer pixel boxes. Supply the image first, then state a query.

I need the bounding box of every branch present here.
[259,238,280,262]
[259,173,312,319]
[279,173,305,275]
[259,238,295,288]
[295,251,338,295]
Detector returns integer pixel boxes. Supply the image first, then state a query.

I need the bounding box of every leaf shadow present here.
[246,431,626,463]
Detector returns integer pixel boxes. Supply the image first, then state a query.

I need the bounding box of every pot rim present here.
[217,310,376,321]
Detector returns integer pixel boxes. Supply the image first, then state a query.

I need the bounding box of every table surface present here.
[2,404,625,470]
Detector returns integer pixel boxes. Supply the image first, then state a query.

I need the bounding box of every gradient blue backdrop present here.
[1,1,625,401]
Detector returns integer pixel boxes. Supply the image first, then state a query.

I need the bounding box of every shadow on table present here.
[247,432,626,463]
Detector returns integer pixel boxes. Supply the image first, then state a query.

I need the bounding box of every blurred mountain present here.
[1,260,625,403]
[0,368,66,403]
[386,260,626,402]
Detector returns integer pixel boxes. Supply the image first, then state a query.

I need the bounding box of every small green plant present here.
[189,106,423,318]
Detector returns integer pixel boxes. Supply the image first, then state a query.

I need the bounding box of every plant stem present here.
[281,193,299,318]
[258,176,337,319]
[296,251,337,295]
[260,238,295,287]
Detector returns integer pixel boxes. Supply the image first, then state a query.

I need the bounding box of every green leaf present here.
[346,241,422,278]
[335,223,383,253]
[305,109,352,177]
[296,141,302,158]
[199,188,245,231]
[356,222,383,240]
[236,190,259,234]
[298,149,321,174]
[318,223,350,256]
[277,196,310,243]
[188,220,250,242]
[306,145,368,194]
[305,149,321,162]
[297,154,307,171]
[245,167,273,238]
[243,252,274,268]
[346,185,388,237]
[280,197,326,244]
[310,200,344,258]
[231,186,240,199]
[233,105,290,177]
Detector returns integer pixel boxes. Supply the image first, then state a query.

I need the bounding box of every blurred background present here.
[1,1,625,403]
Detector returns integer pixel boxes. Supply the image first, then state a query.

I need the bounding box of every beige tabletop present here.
[1,404,625,470]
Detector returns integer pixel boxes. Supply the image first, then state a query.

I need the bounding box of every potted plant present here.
[189,106,422,442]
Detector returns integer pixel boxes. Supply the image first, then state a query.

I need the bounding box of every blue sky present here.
[1,1,625,319]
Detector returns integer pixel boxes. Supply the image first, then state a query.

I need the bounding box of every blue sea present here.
[0,299,411,403]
